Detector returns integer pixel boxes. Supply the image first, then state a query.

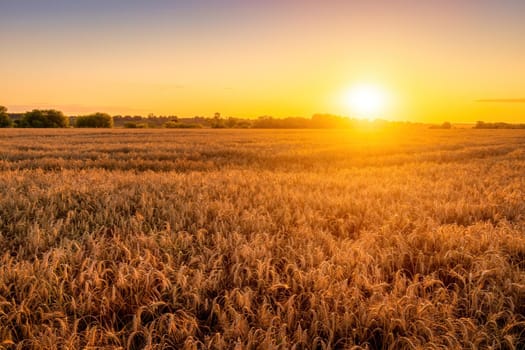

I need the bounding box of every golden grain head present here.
[0,128,524,348]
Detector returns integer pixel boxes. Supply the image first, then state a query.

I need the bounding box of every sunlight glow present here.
[343,84,389,119]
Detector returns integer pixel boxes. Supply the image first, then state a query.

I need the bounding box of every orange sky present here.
[1,1,524,122]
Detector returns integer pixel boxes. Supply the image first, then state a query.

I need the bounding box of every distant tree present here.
[441,121,452,129]
[226,117,237,128]
[311,114,353,128]
[0,106,12,128]
[212,112,225,128]
[20,109,68,128]
[124,122,148,129]
[473,121,525,129]
[430,121,453,129]
[75,113,113,128]
[163,121,202,129]
[235,120,252,128]
[474,121,486,129]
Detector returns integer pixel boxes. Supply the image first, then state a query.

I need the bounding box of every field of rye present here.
[0,128,525,349]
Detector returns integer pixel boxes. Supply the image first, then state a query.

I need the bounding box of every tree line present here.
[1,106,407,129]
[4,105,522,129]
[0,107,381,129]
[473,121,525,129]
[0,107,112,128]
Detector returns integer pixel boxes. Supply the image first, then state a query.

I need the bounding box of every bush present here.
[474,121,525,129]
[124,122,148,129]
[430,121,452,129]
[163,121,202,129]
[19,109,68,128]
[0,106,12,128]
[76,113,113,128]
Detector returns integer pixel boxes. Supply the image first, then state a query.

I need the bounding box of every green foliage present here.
[75,113,113,128]
[20,109,68,128]
[0,106,12,128]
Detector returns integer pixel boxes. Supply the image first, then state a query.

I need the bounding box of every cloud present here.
[476,98,525,103]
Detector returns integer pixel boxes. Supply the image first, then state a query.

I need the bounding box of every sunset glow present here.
[343,84,389,119]
[2,1,525,347]
[1,1,525,122]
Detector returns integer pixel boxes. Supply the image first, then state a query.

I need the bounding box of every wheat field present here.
[0,128,524,349]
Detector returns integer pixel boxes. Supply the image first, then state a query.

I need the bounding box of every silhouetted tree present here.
[473,121,525,129]
[163,121,202,128]
[0,106,12,128]
[212,112,225,128]
[123,122,148,128]
[311,114,353,128]
[430,121,453,129]
[75,113,113,128]
[19,109,68,128]
[226,117,237,128]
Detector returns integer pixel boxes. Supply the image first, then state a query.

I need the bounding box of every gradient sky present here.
[1,0,524,122]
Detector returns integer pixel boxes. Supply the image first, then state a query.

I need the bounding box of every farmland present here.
[1,128,525,349]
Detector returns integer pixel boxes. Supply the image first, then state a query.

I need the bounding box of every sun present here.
[342,84,388,119]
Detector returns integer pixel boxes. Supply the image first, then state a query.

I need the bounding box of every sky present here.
[1,0,524,122]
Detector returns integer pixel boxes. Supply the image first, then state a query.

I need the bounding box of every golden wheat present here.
[0,128,524,349]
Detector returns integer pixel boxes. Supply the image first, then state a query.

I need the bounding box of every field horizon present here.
[3,0,525,348]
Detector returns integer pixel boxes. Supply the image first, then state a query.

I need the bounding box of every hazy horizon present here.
[2,0,525,122]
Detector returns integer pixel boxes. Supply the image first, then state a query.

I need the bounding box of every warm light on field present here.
[343,84,389,119]
[1,129,525,347]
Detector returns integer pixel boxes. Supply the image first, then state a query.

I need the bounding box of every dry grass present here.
[0,128,524,349]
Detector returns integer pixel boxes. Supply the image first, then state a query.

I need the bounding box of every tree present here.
[75,113,113,128]
[0,106,12,128]
[474,121,487,129]
[211,121,226,128]
[211,112,225,128]
[20,109,68,128]
[124,122,148,128]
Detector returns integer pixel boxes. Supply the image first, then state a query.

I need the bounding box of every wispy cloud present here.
[476,98,525,103]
